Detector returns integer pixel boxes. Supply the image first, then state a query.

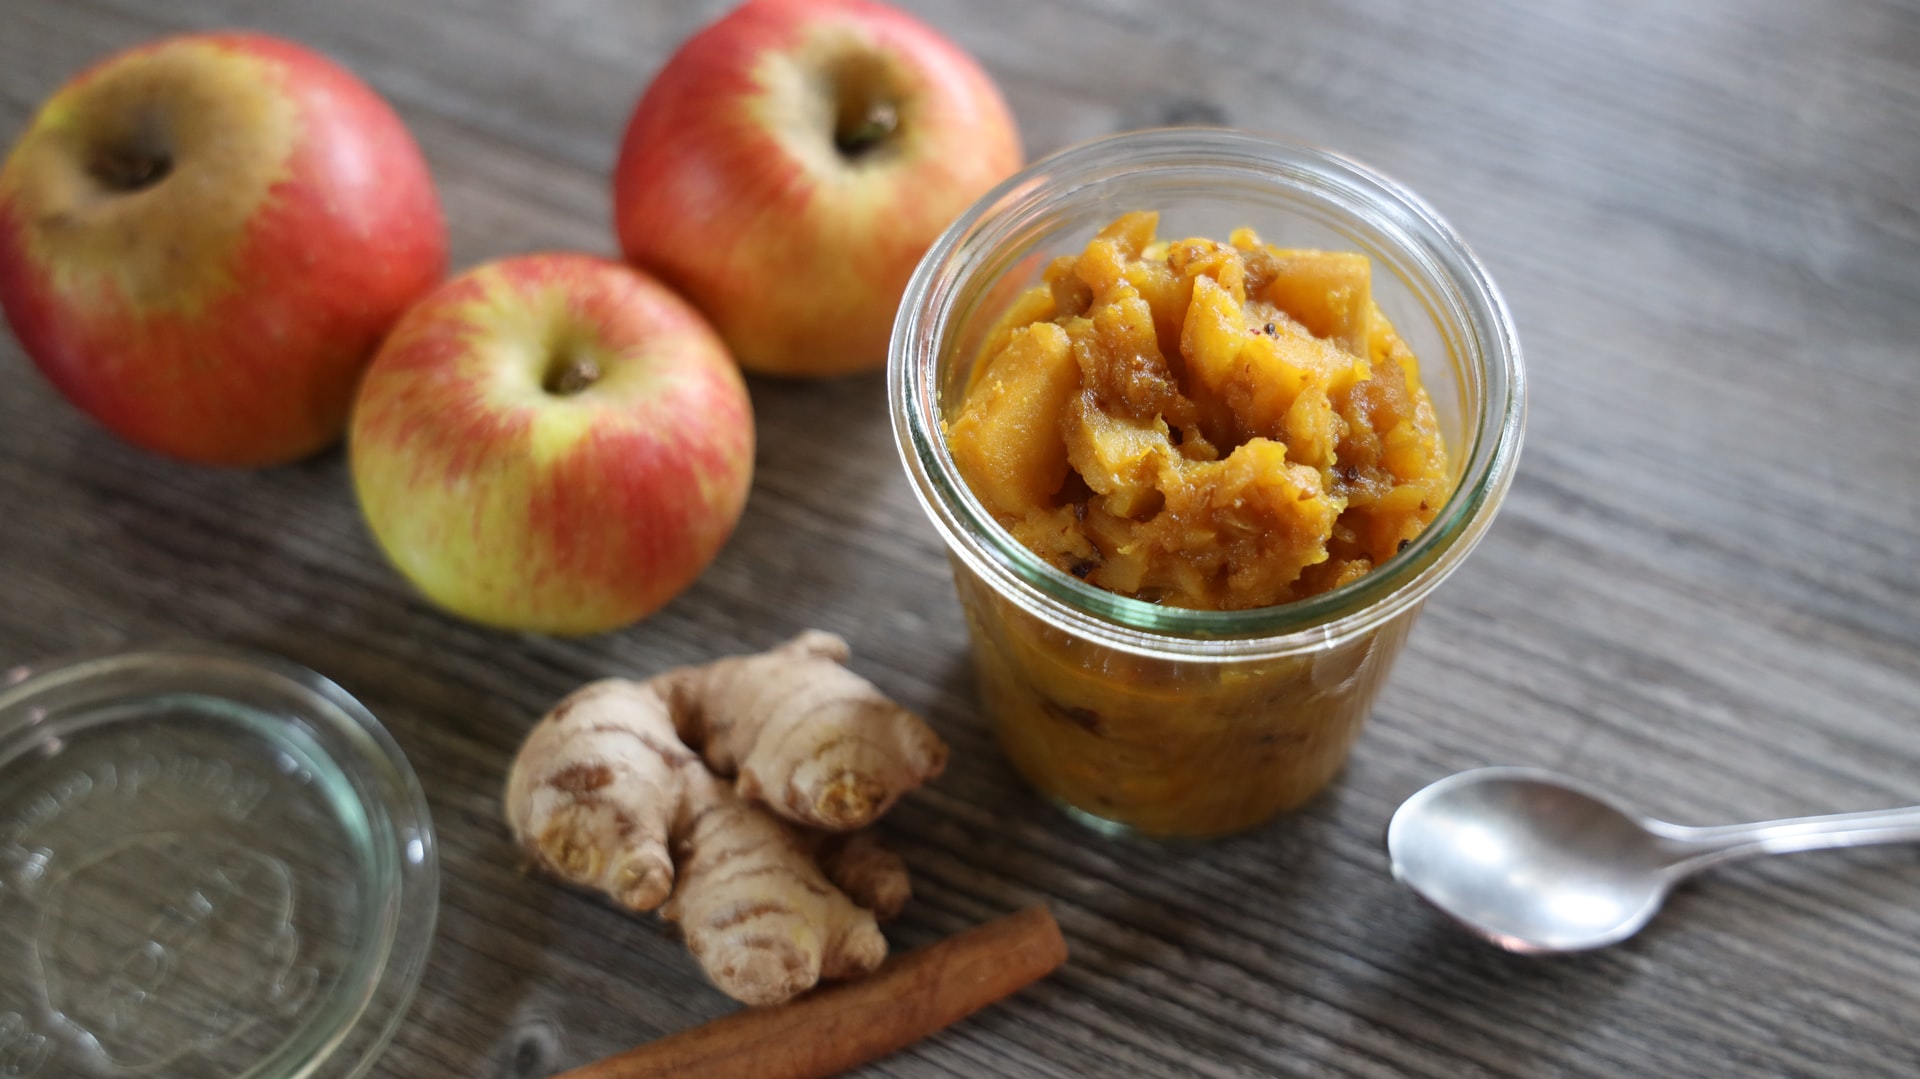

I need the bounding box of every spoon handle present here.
[1651,806,1920,878]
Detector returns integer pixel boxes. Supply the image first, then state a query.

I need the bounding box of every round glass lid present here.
[0,644,437,1078]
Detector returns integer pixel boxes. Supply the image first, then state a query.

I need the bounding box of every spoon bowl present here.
[1387,767,1920,954]
[1386,768,1675,952]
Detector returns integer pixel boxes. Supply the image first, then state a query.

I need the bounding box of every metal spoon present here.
[1385,766,1920,953]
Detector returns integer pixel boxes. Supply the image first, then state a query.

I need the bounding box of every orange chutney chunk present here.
[948,211,1451,610]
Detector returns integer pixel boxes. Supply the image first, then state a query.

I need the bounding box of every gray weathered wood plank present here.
[3,0,1919,1075]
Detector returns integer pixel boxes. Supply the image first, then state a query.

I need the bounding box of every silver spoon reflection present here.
[1385,767,1920,953]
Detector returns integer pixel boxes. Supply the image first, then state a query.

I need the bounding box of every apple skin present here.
[0,32,446,467]
[349,254,756,636]
[613,0,1021,378]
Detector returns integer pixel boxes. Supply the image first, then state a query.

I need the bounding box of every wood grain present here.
[3,0,1919,1076]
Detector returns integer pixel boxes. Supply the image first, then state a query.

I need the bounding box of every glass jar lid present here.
[0,644,437,1078]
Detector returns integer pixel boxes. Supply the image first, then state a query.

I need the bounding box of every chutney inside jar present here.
[942,210,1453,836]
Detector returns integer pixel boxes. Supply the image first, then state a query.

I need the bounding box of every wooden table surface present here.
[5,1,1920,1076]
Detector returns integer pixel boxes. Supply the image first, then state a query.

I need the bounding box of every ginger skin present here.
[656,630,949,831]
[667,768,889,1005]
[504,632,945,1006]
[504,678,694,911]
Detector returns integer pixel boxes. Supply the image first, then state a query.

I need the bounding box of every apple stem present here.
[546,356,602,396]
[835,101,899,158]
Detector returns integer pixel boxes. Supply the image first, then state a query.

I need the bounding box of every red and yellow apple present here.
[0,32,446,467]
[613,0,1022,378]
[349,254,755,635]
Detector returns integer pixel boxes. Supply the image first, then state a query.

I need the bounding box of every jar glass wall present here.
[891,129,1525,837]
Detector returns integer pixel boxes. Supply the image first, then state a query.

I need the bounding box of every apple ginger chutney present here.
[943,210,1453,834]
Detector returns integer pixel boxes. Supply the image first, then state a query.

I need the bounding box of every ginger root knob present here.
[658,630,949,831]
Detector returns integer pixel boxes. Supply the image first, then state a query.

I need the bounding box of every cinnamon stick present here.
[558,905,1068,1079]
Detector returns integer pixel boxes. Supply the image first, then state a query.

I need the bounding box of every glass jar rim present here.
[889,127,1526,659]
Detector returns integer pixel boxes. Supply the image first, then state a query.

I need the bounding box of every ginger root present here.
[504,678,694,911]
[504,632,946,1006]
[655,629,948,831]
[666,768,890,1005]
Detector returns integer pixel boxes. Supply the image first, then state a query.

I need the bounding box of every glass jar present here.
[889,129,1526,838]
[0,644,437,1077]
